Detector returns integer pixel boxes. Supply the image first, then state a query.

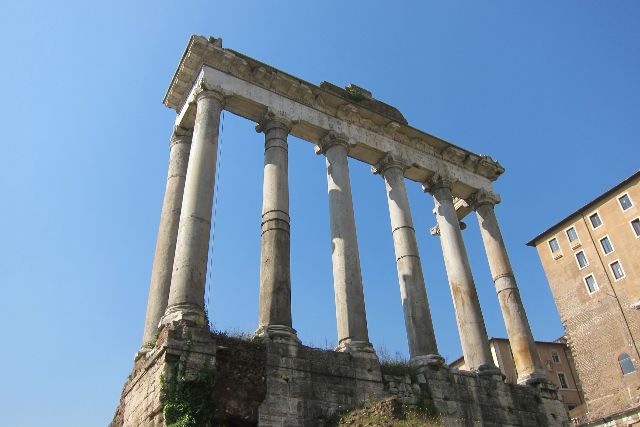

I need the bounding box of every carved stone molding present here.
[314,130,350,155]
[192,76,225,105]
[422,172,457,193]
[469,189,501,210]
[255,109,294,134]
[371,153,408,176]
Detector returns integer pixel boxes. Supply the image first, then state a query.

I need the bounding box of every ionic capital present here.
[314,130,350,155]
[255,109,294,134]
[169,126,193,148]
[192,77,226,105]
[422,172,457,193]
[469,189,501,210]
[371,152,408,176]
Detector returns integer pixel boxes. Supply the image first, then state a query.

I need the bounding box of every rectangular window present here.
[549,238,561,254]
[567,404,577,411]
[632,218,640,237]
[552,352,560,363]
[610,260,625,280]
[576,251,588,269]
[566,227,579,243]
[558,372,569,389]
[619,194,633,211]
[584,275,598,294]
[589,212,603,228]
[600,236,614,254]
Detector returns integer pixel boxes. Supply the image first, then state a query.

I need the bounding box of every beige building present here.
[528,171,640,425]
[450,337,585,415]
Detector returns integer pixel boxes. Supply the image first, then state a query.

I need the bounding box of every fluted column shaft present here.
[318,134,372,352]
[142,127,192,344]
[376,159,440,363]
[162,90,224,326]
[474,193,547,383]
[426,177,494,371]
[256,117,297,341]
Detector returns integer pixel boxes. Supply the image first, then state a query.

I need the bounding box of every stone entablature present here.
[163,35,504,201]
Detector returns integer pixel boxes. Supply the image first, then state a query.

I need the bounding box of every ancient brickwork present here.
[111,322,217,427]
[384,368,567,426]
[112,323,569,426]
[258,341,386,425]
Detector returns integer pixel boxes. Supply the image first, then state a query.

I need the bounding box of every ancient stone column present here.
[142,126,192,345]
[256,112,297,341]
[423,173,496,372]
[161,89,224,327]
[316,132,372,353]
[373,154,441,365]
[471,190,547,384]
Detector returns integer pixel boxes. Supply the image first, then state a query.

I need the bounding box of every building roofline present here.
[526,170,640,247]
[488,337,567,346]
[448,337,568,367]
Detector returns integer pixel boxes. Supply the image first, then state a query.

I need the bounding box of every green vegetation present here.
[346,90,365,102]
[377,348,419,380]
[161,362,216,427]
[332,397,442,426]
[143,332,159,349]
[160,332,216,427]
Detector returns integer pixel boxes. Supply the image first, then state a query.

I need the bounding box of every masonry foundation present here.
[111,323,568,426]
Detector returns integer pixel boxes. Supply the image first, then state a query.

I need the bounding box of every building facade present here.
[528,171,640,424]
[450,337,585,416]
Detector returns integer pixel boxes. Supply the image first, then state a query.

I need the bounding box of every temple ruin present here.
[111,35,569,426]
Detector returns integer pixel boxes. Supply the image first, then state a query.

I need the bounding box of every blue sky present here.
[1,1,638,426]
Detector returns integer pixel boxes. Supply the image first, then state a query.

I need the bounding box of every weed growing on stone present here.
[160,362,216,427]
[377,347,419,379]
[331,397,442,426]
[143,332,160,349]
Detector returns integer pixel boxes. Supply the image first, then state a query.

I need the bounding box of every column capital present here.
[371,152,408,175]
[169,126,193,148]
[469,189,501,210]
[255,109,294,134]
[422,172,457,193]
[314,130,350,155]
[193,78,226,105]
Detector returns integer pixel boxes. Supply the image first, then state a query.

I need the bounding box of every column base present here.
[518,371,553,387]
[337,339,376,358]
[255,324,300,344]
[160,303,207,328]
[476,363,504,379]
[410,354,446,369]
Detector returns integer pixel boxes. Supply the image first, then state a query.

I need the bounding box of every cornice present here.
[164,35,505,182]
